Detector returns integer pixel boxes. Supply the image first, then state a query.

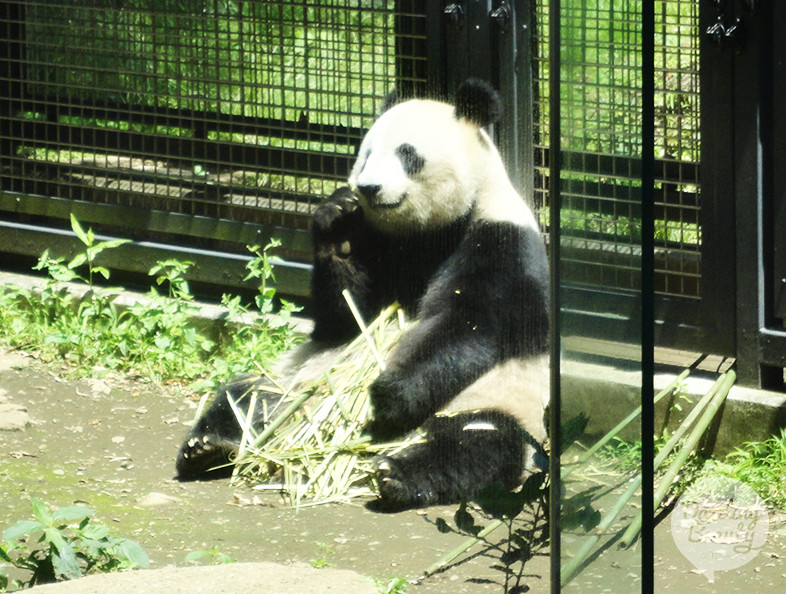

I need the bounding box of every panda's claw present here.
[176,433,236,480]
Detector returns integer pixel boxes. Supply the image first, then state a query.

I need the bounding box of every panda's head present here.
[348,79,509,233]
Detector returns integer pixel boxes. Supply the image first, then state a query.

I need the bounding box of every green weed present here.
[432,473,551,594]
[184,546,235,566]
[708,428,786,509]
[597,427,786,511]
[374,576,409,593]
[0,217,298,392]
[0,497,148,590]
[309,542,334,569]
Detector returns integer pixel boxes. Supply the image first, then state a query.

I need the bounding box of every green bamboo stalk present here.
[561,371,734,583]
[619,370,735,548]
[564,369,690,478]
[599,375,722,546]
[248,388,316,449]
[426,369,691,577]
[560,469,644,585]
[423,518,505,578]
[651,374,726,468]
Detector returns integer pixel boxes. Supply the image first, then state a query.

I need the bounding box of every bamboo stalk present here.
[560,371,734,584]
[563,369,690,478]
[231,390,257,483]
[342,288,386,370]
[560,470,643,585]
[249,389,316,449]
[229,302,413,502]
[618,370,735,548]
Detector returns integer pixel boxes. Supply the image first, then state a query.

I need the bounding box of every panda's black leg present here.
[371,411,531,511]
[176,375,284,480]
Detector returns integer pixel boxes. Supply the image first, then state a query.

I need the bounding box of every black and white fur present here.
[176,79,550,511]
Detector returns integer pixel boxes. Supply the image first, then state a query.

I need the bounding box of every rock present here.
[137,492,183,507]
[26,562,378,593]
[0,402,30,431]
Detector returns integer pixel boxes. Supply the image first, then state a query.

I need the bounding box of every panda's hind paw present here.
[175,434,236,481]
[370,456,436,512]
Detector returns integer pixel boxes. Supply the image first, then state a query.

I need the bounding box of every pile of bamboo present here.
[230,298,420,506]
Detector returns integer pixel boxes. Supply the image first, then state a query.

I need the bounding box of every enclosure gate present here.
[0,0,782,386]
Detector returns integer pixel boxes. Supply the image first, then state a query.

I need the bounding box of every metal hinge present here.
[705,0,758,49]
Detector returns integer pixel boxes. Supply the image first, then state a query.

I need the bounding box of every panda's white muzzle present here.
[356,185,407,210]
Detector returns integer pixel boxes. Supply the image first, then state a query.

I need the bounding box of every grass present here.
[706,428,786,509]
[0,216,300,395]
[597,428,786,511]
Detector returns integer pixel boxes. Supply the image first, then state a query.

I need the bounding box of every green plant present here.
[374,576,409,593]
[244,240,302,320]
[597,437,644,472]
[32,214,130,290]
[428,473,550,594]
[149,259,195,301]
[0,217,298,390]
[0,497,148,589]
[309,542,334,569]
[709,428,786,509]
[185,546,235,565]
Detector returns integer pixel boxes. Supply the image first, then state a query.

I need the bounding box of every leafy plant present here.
[309,542,334,569]
[32,214,130,290]
[0,216,299,390]
[0,497,148,589]
[431,473,550,594]
[185,546,235,565]
[709,428,786,509]
[374,576,409,593]
[244,240,302,321]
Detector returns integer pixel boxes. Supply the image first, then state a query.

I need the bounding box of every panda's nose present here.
[357,184,381,204]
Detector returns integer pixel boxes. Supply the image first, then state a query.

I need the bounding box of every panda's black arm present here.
[366,221,549,439]
[309,188,385,343]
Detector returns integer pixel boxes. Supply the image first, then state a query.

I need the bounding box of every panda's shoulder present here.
[474,189,540,232]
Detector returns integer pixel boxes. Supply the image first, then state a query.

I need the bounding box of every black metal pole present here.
[641,0,655,591]
[548,0,561,591]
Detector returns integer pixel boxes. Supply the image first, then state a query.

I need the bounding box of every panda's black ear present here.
[455,78,501,128]
[380,89,401,114]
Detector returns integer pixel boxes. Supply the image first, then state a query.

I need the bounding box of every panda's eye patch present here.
[395,143,425,176]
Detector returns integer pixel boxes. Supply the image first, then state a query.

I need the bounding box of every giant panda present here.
[176,79,550,511]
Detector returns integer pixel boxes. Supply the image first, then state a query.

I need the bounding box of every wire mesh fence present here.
[534,0,701,300]
[2,0,701,304]
[1,0,422,258]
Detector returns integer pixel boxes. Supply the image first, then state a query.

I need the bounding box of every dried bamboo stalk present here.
[230,299,418,505]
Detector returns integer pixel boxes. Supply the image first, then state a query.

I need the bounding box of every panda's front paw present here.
[366,375,419,441]
[312,187,362,250]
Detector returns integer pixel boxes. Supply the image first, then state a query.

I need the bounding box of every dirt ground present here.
[0,349,550,593]
[1,347,785,593]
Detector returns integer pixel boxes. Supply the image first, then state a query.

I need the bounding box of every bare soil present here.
[0,349,548,593]
[1,347,785,593]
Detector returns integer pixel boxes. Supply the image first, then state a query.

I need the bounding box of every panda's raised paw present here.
[312,187,362,238]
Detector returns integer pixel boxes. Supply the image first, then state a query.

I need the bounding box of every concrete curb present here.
[3,270,785,457]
